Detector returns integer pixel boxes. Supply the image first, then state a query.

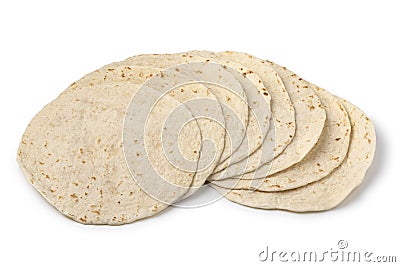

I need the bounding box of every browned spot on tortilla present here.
[79,216,87,223]
[269,184,282,188]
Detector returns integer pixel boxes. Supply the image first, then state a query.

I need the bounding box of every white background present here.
[1,0,399,266]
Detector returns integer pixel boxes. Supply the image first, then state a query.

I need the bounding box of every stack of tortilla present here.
[17,51,376,225]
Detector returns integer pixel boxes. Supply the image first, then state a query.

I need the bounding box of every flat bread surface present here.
[62,63,228,199]
[210,61,326,180]
[16,50,376,224]
[17,82,203,224]
[211,85,351,191]
[117,52,272,167]
[211,98,376,212]
[200,51,295,179]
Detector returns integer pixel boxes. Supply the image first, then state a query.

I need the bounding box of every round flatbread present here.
[62,64,228,199]
[17,83,202,224]
[197,51,295,179]
[211,85,351,191]
[210,60,326,180]
[116,52,272,168]
[132,67,226,200]
[211,98,376,212]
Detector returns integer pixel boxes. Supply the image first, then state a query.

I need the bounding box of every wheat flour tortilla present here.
[17,83,203,224]
[211,86,351,191]
[211,98,375,212]
[115,52,272,167]
[62,65,161,96]
[61,64,231,198]
[129,66,228,199]
[63,62,250,176]
[193,51,295,179]
[68,67,227,200]
[102,59,250,163]
[210,60,327,180]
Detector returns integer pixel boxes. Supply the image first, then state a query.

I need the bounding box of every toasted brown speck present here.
[269,184,282,188]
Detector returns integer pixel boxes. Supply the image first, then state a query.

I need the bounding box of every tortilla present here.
[210,60,326,179]
[17,50,376,222]
[117,52,272,167]
[130,67,226,199]
[211,98,376,212]
[195,51,295,179]
[62,65,161,96]
[17,81,205,224]
[211,85,351,191]
[62,64,229,199]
